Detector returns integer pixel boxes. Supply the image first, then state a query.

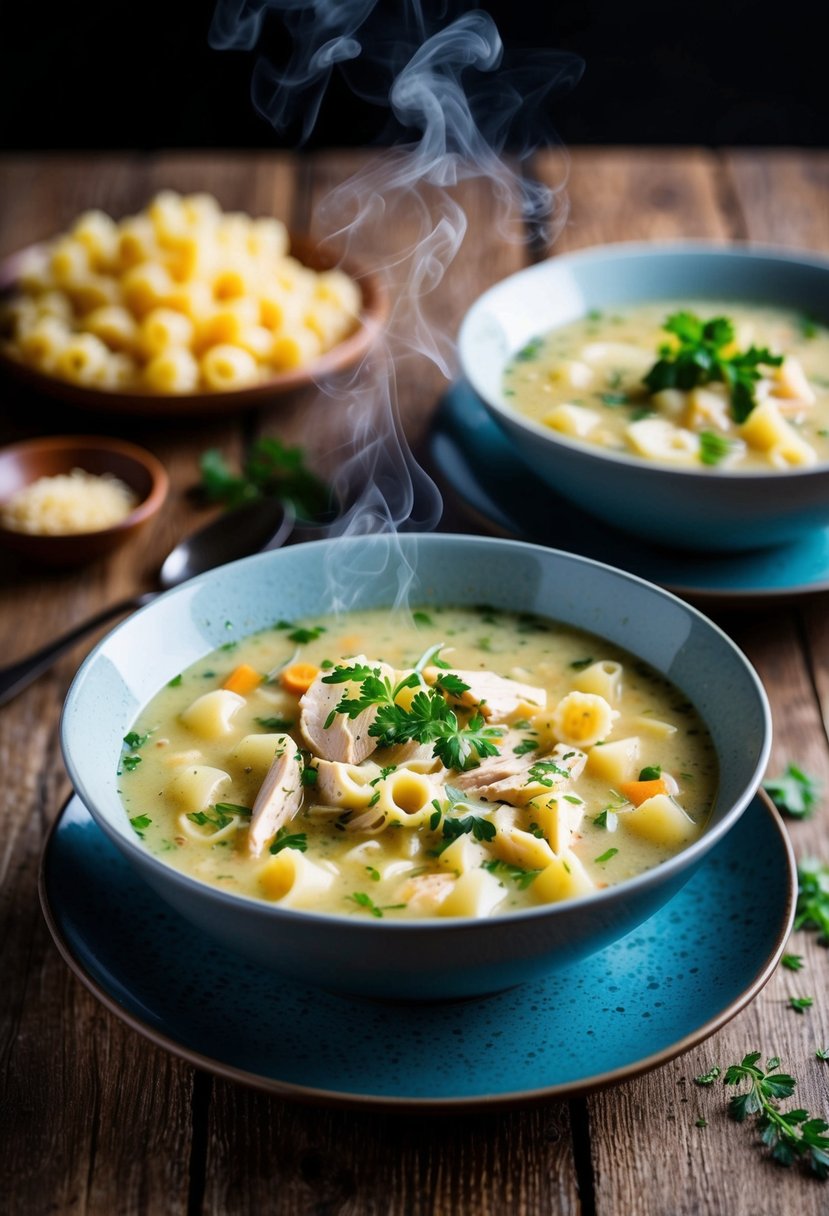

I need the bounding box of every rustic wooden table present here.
[2,148,829,1215]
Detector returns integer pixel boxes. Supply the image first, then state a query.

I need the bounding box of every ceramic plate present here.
[40,791,794,1111]
[430,382,829,604]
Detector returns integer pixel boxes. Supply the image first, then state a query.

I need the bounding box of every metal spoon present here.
[0,497,298,707]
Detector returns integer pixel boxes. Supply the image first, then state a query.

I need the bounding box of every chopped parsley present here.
[413,611,433,627]
[789,996,814,1014]
[288,625,326,645]
[121,755,142,772]
[699,430,736,466]
[347,892,406,918]
[570,657,594,671]
[514,336,544,362]
[782,953,805,972]
[482,859,542,890]
[694,1065,722,1086]
[269,829,308,855]
[594,847,619,864]
[123,731,149,750]
[255,716,294,731]
[167,674,183,688]
[129,814,151,834]
[198,437,331,520]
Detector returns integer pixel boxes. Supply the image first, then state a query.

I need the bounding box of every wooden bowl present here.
[0,238,388,416]
[0,435,168,565]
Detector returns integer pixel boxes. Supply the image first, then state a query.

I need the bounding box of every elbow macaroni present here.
[1,191,362,392]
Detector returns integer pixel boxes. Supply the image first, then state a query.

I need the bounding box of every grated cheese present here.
[1,467,138,535]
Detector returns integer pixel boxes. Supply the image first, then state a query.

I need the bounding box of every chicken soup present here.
[119,606,717,920]
[503,302,829,471]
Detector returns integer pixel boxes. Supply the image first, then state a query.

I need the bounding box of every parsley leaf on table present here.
[722,1052,829,1177]
[642,312,783,423]
[198,438,331,519]
[794,859,829,943]
[764,764,821,819]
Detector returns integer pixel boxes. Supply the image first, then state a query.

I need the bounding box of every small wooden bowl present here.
[0,435,168,566]
[0,239,388,416]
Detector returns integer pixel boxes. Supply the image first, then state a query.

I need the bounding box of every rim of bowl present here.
[0,236,388,414]
[0,433,169,538]
[60,532,773,932]
[459,238,829,482]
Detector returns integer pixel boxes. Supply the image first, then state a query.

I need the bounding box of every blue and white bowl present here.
[61,534,771,1000]
[458,241,829,551]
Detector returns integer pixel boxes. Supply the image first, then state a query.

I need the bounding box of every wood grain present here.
[3,149,829,1215]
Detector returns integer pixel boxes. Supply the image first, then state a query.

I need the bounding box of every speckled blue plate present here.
[431,382,829,604]
[40,790,794,1110]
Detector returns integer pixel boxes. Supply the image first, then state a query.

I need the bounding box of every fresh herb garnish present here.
[347,892,406,918]
[790,997,814,1014]
[482,859,542,889]
[595,847,619,864]
[413,610,433,627]
[288,625,326,645]
[167,674,183,687]
[269,828,308,855]
[699,430,736,466]
[187,807,235,831]
[214,802,252,817]
[600,391,629,407]
[593,809,618,831]
[198,438,331,520]
[782,954,805,971]
[570,657,594,671]
[642,312,784,423]
[322,662,503,771]
[129,814,151,833]
[526,760,569,787]
[764,764,821,819]
[638,764,662,781]
[514,336,544,362]
[795,859,829,942]
[121,755,142,772]
[513,738,538,756]
[694,1065,722,1086]
[255,716,294,731]
[722,1052,829,1176]
[817,1049,829,1062]
[123,731,149,750]
[365,866,381,882]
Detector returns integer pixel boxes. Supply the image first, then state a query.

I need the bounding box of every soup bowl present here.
[458,241,829,551]
[61,534,770,1000]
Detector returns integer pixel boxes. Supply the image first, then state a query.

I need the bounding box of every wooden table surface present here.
[2,148,829,1215]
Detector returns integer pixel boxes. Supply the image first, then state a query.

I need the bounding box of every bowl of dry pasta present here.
[61,533,771,1000]
[0,192,387,415]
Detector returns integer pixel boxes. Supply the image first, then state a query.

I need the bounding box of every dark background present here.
[0,0,825,151]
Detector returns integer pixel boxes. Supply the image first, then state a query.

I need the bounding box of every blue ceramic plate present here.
[430,381,829,604]
[40,791,794,1110]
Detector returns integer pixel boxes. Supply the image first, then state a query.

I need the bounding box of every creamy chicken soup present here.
[503,302,829,471]
[119,607,717,920]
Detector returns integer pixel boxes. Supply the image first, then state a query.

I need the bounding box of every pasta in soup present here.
[119,607,717,920]
[503,302,829,471]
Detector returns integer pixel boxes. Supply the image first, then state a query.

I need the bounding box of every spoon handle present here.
[0,592,155,708]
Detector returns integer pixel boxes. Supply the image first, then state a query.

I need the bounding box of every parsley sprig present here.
[643,312,784,423]
[321,662,503,771]
[764,764,821,819]
[723,1053,829,1177]
[795,859,829,943]
[198,438,331,520]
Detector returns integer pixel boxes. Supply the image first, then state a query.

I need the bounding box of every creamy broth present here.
[119,607,717,919]
[503,301,829,471]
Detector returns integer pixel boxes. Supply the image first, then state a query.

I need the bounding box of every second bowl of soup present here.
[459,242,829,550]
[61,534,770,999]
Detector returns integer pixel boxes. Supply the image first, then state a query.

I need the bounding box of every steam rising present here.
[210,1,583,609]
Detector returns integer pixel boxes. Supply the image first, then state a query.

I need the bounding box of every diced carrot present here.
[279,661,320,695]
[618,777,669,806]
[222,663,262,696]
